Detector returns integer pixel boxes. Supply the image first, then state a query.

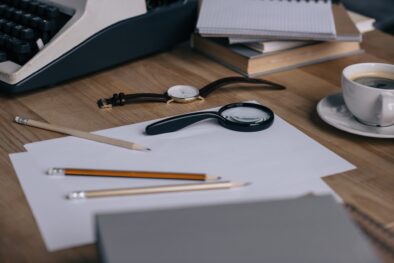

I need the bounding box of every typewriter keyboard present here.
[0,0,71,65]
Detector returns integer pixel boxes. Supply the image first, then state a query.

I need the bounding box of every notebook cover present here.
[96,195,381,263]
[332,4,362,41]
[191,34,362,77]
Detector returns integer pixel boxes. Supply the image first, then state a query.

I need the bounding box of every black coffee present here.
[353,76,394,90]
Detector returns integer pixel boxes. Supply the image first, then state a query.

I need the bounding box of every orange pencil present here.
[47,168,220,181]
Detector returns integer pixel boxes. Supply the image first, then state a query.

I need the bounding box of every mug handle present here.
[378,92,394,126]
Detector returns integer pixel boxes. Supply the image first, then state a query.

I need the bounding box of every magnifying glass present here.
[145,102,274,135]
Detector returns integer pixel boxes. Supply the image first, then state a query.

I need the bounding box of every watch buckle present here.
[97,99,113,109]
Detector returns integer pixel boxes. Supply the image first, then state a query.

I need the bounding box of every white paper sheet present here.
[24,111,352,184]
[10,153,341,252]
[11,105,355,251]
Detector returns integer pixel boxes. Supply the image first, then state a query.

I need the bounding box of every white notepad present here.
[197,0,337,40]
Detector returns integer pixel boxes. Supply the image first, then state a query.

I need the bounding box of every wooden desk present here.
[0,30,393,262]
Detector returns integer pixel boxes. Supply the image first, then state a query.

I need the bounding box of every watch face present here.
[167,85,200,101]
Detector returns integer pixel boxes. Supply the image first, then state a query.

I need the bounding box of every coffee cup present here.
[342,63,394,127]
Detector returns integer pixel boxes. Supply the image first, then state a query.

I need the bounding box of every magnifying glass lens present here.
[221,106,270,124]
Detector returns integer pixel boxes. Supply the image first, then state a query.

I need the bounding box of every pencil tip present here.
[135,146,151,152]
[232,182,251,187]
[206,176,221,181]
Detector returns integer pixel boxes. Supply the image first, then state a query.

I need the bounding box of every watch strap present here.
[98,93,169,108]
[199,77,286,98]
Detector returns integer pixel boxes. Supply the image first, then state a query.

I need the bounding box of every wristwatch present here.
[97,76,285,109]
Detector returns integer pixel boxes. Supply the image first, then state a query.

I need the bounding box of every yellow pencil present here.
[67,181,250,200]
[14,116,150,152]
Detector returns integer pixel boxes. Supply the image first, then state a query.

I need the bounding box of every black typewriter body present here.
[0,0,197,93]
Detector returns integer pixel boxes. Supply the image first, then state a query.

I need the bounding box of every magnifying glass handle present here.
[145,112,220,135]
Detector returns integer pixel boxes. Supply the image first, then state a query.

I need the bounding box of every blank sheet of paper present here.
[11,104,355,251]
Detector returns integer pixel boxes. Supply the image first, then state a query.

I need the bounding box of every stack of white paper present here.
[9,104,355,251]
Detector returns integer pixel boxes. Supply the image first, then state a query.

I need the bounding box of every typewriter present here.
[0,0,197,93]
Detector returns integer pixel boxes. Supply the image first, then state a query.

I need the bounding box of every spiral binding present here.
[345,203,394,257]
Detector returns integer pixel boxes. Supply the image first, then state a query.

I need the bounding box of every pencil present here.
[47,168,220,181]
[14,116,150,152]
[66,181,250,200]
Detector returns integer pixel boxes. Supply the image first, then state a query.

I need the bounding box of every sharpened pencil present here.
[47,168,220,181]
[66,181,250,200]
[14,116,150,152]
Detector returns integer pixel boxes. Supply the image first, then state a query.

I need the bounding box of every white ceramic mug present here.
[342,63,394,127]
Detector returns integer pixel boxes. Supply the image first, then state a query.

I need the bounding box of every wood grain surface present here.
[0,30,393,262]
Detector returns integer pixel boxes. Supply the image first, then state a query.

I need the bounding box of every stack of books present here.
[192,0,364,77]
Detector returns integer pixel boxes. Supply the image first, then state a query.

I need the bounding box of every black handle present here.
[145,111,221,135]
[199,77,286,97]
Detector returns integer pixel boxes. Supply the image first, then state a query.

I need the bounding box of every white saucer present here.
[317,92,394,138]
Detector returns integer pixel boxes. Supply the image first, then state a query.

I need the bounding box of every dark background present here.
[342,0,394,34]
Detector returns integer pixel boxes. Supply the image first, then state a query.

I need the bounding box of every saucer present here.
[317,92,394,138]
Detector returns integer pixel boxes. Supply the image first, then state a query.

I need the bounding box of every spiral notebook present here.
[197,0,337,41]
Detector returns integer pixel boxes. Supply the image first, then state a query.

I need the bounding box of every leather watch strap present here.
[97,77,285,108]
[199,77,286,98]
[97,93,169,108]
